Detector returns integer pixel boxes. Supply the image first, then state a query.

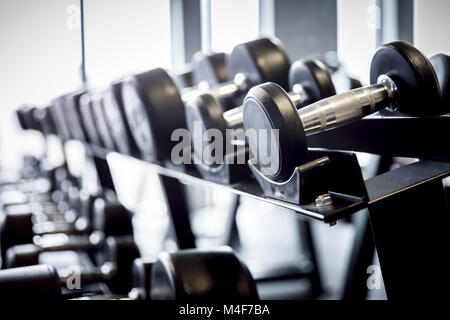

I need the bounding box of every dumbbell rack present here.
[16,0,450,299]
[67,110,450,300]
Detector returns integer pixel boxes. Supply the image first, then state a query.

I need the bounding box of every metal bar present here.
[170,0,185,70]
[85,146,450,223]
[307,115,450,161]
[341,209,375,300]
[367,160,450,204]
[79,0,87,86]
[224,194,241,248]
[170,0,202,69]
[377,0,414,46]
[342,156,391,300]
[92,156,116,192]
[258,0,275,36]
[200,0,212,52]
[297,218,323,297]
[271,0,337,60]
[159,175,196,249]
[182,0,202,62]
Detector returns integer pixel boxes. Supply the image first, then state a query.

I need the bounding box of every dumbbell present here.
[28,189,118,235]
[0,247,255,300]
[191,51,229,89]
[127,247,258,300]
[185,58,337,168]
[98,52,227,158]
[0,194,131,267]
[100,80,141,155]
[0,235,140,298]
[16,104,42,133]
[150,247,258,300]
[78,92,118,150]
[121,37,290,163]
[173,68,194,89]
[242,41,446,182]
[75,52,228,155]
[173,51,228,90]
[430,53,450,110]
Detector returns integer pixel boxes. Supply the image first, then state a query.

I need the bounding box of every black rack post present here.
[159,175,196,249]
[366,161,450,299]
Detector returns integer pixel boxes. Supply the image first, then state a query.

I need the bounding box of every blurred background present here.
[1,0,450,299]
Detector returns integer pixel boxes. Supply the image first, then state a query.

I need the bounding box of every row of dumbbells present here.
[0,157,259,299]
[15,37,360,174]
[10,38,450,300]
[16,38,450,187]
[10,41,302,300]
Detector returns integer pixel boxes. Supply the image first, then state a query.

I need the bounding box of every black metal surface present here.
[86,146,366,222]
[341,210,374,300]
[158,175,196,250]
[307,114,450,160]
[366,160,450,300]
[366,160,450,203]
[341,156,392,300]
[297,218,322,297]
[92,155,116,193]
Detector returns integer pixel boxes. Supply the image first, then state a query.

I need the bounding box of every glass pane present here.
[83,0,172,88]
[0,0,82,167]
[210,0,259,53]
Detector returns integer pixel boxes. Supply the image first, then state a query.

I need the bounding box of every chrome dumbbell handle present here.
[35,232,104,252]
[298,75,398,135]
[222,86,309,130]
[183,73,249,103]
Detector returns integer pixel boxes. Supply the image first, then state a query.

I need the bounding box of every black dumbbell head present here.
[0,264,61,299]
[243,82,307,182]
[173,68,194,90]
[79,93,103,146]
[16,104,39,131]
[370,41,440,116]
[150,247,258,300]
[430,53,450,114]
[102,81,140,156]
[91,92,117,150]
[289,59,336,103]
[33,107,58,136]
[105,236,140,294]
[63,91,88,142]
[6,244,39,268]
[0,207,34,266]
[192,51,229,86]
[185,92,228,165]
[93,199,134,237]
[16,105,29,130]
[122,68,186,161]
[229,37,291,92]
[51,95,73,140]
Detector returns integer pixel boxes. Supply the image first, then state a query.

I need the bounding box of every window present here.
[210,0,260,53]
[84,0,172,88]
